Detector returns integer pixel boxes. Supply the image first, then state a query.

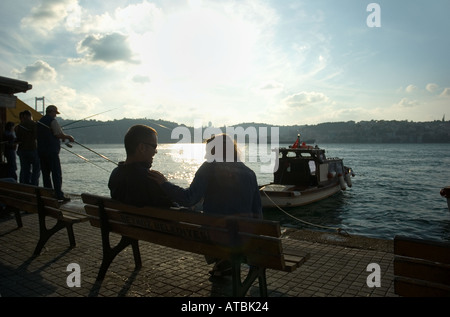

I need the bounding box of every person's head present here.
[19,111,25,123]
[124,124,158,164]
[205,133,240,162]
[22,110,32,121]
[45,105,60,117]
[5,121,15,131]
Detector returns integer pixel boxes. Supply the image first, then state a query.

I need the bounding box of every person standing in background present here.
[37,105,74,203]
[2,121,17,181]
[15,110,40,186]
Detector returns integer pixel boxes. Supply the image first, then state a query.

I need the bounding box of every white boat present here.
[260,136,354,208]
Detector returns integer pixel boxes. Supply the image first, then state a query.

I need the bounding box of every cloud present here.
[283,91,330,108]
[75,32,139,64]
[21,0,78,34]
[395,98,419,108]
[45,85,102,119]
[13,60,57,82]
[426,83,439,93]
[71,2,163,35]
[255,81,285,96]
[405,84,418,93]
[259,81,284,91]
[440,88,450,97]
[132,75,150,84]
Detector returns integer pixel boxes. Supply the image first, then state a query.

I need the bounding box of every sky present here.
[1,0,449,127]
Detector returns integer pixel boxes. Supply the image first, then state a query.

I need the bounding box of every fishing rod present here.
[61,145,111,173]
[37,120,118,166]
[72,141,118,166]
[61,108,118,128]
[62,123,111,131]
[152,122,171,130]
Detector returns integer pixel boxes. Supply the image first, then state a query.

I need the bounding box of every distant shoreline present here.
[58,118,450,145]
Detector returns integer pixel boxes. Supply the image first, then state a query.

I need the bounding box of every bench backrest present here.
[394,235,450,297]
[0,180,63,219]
[81,193,289,271]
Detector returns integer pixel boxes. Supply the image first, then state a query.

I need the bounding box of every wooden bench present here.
[81,193,310,297]
[0,180,88,256]
[393,235,450,297]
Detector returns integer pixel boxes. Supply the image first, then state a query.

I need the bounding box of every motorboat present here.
[260,135,354,208]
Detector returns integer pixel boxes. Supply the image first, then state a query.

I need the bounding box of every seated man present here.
[108,124,174,207]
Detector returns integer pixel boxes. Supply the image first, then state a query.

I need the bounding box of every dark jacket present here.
[161,161,262,218]
[108,161,173,208]
[37,115,60,153]
[16,121,37,151]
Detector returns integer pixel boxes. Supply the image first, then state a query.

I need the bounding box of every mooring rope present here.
[261,190,350,236]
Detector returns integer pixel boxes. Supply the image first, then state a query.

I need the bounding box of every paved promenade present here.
[0,208,397,301]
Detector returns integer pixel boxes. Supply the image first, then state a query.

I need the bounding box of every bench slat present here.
[0,181,39,194]
[89,218,287,270]
[0,188,37,200]
[0,181,55,197]
[85,205,283,255]
[394,235,450,297]
[86,215,284,258]
[394,276,450,297]
[394,256,450,285]
[42,206,64,219]
[394,235,450,264]
[82,194,281,237]
[59,213,89,222]
[0,180,87,255]
[0,194,38,213]
[61,211,88,220]
[59,201,88,220]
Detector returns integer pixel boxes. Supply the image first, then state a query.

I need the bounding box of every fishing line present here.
[37,120,117,167]
[72,141,118,166]
[61,146,111,173]
[152,123,171,130]
[62,123,110,131]
[61,108,118,128]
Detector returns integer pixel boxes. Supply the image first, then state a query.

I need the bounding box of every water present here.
[57,142,450,242]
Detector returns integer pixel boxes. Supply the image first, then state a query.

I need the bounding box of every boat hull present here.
[260,182,342,208]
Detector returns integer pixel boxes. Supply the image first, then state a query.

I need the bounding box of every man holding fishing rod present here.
[37,105,74,203]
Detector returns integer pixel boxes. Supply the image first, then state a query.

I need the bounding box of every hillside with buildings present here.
[60,118,450,144]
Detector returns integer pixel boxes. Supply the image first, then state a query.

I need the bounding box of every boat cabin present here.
[274,147,345,188]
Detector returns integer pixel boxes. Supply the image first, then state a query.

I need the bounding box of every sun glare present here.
[167,143,206,165]
[149,4,256,83]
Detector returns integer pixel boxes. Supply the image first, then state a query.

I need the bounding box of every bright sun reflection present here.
[168,143,207,164]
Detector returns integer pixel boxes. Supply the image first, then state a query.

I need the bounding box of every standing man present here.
[37,105,74,203]
[15,110,40,185]
[3,121,17,181]
[108,124,174,207]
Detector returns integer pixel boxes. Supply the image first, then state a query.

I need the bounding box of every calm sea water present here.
[57,143,450,242]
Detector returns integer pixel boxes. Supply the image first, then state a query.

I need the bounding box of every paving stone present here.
[0,211,397,300]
